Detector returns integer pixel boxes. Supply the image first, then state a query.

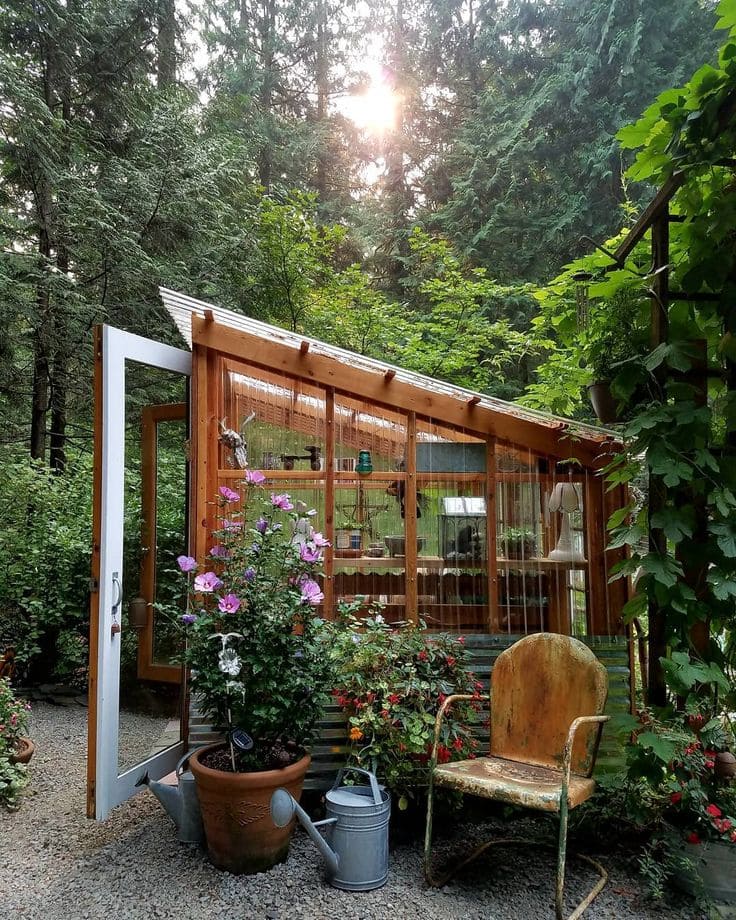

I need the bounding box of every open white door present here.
[87,325,192,820]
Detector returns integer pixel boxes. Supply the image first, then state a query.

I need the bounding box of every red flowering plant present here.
[176,476,333,771]
[0,677,31,809]
[328,608,481,809]
[625,706,736,898]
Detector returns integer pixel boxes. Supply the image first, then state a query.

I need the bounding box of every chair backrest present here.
[489,633,608,776]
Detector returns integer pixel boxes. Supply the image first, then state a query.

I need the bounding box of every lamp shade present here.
[548,482,580,514]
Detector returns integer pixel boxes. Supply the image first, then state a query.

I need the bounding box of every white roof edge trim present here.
[158,286,615,443]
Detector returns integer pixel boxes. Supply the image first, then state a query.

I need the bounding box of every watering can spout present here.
[271,789,340,877]
[145,775,183,825]
[137,752,204,845]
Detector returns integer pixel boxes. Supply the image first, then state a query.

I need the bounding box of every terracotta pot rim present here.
[10,736,34,764]
[190,743,310,785]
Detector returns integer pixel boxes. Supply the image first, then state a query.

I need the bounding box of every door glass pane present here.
[118,361,186,774]
[152,416,187,665]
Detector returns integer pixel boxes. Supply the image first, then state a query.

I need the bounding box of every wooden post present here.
[584,474,608,636]
[485,438,499,632]
[683,339,709,658]
[324,388,335,619]
[405,412,418,624]
[648,210,670,706]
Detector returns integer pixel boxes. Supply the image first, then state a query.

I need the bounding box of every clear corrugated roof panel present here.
[159,286,613,446]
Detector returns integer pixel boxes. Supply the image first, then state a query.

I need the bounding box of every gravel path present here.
[0,702,705,920]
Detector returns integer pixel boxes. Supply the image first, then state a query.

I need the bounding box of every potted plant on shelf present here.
[0,677,32,810]
[501,526,537,559]
[334,517,366,557]
[177,478,333,874]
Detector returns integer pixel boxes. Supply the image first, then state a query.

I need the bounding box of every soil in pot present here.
[190,743,310,875]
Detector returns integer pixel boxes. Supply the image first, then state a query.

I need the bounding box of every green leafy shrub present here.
[0,457,92,682]
[177,480,334,770]
[329,610,481,809]
[0,678,31,809]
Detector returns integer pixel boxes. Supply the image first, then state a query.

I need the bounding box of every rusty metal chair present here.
[423,633,610,920]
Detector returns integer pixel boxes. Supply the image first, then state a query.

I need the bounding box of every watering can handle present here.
[175,750,194,778]
[331,766,382,805]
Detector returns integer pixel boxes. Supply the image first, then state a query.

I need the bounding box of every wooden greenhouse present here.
[87,288,632,818]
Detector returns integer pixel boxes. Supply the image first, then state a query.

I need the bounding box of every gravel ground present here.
[0,702,706,920]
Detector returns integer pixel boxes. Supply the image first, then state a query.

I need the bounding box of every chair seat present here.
[433,755,596,813]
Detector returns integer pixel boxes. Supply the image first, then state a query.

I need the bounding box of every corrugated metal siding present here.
[188,634,631,788]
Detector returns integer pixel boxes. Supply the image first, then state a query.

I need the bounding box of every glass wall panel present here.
[496,448,591,637]
[332,397,407,623]
[415,419,488,632]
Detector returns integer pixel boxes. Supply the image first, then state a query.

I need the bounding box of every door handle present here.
[111,572,122,637]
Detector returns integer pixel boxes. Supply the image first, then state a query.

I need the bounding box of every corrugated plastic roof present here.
[159,286,615,448]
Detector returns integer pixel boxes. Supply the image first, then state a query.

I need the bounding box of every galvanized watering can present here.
[137,751,204,845]
[271,766,390,891]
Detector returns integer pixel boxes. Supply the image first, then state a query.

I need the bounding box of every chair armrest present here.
[429,694,476,770]
[561,715,610,788]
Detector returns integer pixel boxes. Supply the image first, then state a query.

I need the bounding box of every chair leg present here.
[555,795,569,920]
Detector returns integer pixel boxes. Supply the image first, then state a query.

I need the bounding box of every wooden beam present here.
[384,369,396,383]
[204,309,214,323]
[192,317,611,466]
[648,210,670,707]
[614,172,684,264]
[300,340,310,356]
[468,395,481,407]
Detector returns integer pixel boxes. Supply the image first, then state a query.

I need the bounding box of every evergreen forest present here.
[0,0,732,687]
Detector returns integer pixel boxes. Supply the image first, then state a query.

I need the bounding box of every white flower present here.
[218,647,242,677]
[374,614,385,624]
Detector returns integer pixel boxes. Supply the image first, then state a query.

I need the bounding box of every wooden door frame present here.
[137,402,188,682]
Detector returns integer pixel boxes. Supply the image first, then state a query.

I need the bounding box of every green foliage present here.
[431,0,720,282]
[328,610,480,807]
[527,3,736,701]
[0,679,31,810]
[0,457,92,681]
[178,483,334,769]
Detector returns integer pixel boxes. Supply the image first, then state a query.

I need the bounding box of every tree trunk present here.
[315,0,328,200]
[258,0,277,189]
[157,0,176,88]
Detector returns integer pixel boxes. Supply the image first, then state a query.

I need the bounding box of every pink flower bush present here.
[194,572,223,593]
[177,555,197,572]
[218,594,241,614]
[299,543,322,564]
[175,479,332,769]
[218,485,240,503]
[299,578,324,605]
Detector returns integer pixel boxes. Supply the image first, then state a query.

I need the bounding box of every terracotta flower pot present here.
[715,750,736,780]
[9,737,34,765]
[190,744,310,875]
[587,382,620,425]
